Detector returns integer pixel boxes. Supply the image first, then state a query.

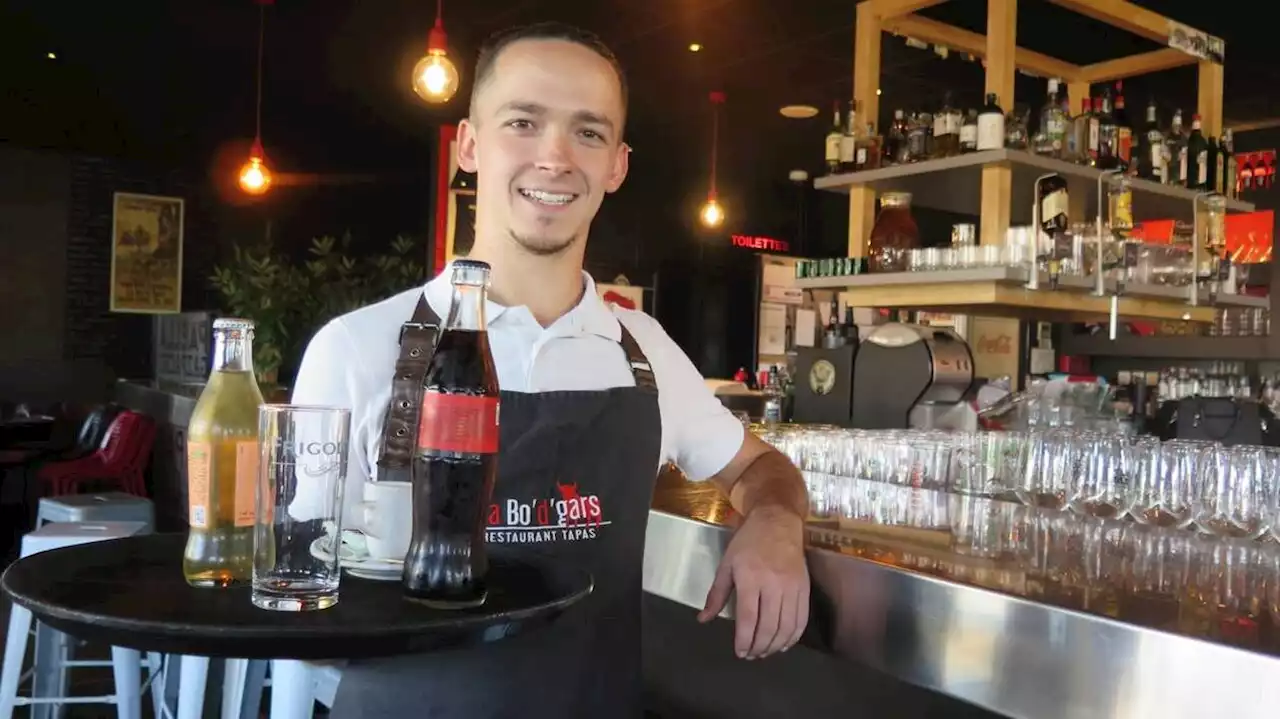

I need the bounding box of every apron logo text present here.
[485,481,609,544]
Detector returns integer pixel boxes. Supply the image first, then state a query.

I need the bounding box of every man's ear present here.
[605,142,631,194]
[457,119,478,173]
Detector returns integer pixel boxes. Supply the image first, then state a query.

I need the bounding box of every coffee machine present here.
[850,324,976,430]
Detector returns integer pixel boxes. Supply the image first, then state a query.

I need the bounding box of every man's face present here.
[457,39,629,257]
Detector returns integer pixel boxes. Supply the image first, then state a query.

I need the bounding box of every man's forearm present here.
[726,449,808,519]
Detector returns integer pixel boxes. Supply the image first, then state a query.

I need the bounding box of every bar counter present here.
[643,469,1280,719]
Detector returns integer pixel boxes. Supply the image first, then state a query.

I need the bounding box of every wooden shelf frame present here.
[849,0,1227,257]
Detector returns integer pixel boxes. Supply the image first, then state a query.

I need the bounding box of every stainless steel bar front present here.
[643,474,1280,719]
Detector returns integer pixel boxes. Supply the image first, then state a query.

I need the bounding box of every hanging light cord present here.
[436,0,443,22]
[254,2,266,142]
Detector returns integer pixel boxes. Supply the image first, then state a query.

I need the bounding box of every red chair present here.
[37,410,156,497]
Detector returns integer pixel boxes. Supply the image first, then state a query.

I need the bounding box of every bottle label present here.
[824,135,840,163]
[1216,155,1225,191]
[418,392,500,454]
[234,441,262,528]
[1118,128,1132,163]
[1151,144,1166,182]
[933,115,948,137]
[959,124,977,146]
[1088,120,1099,155]
[838,135,855,164]
[1041,189,1068,227]
[855,147,867,165]
[1111,190,1133,229]
[1179,148,1188,182]
[977,114,1004,150]
[1197,151,1208,185]
[188,441,212,529]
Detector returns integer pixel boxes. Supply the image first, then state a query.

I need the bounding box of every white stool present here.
[171,658,332,719]
[0,522,163,719]
[31,493,158,719]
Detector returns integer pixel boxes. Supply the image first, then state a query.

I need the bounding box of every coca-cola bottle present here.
[404,259,501,608]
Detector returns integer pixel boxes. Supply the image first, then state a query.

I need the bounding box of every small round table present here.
[2,533,593,717]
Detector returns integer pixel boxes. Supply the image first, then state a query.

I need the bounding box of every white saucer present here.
[311,531,403,582]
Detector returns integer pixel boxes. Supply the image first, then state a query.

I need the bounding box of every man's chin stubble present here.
[508,230,579,257]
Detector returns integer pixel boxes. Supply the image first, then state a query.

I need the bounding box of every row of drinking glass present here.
[759,425,1280,542]
[808,475,1280,630]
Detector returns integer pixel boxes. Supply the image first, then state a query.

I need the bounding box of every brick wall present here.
[64,156,219,379]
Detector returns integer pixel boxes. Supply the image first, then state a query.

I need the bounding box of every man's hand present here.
[697,505,809,659]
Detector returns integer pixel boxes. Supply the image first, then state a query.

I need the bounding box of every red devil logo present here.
[555,481,602,526]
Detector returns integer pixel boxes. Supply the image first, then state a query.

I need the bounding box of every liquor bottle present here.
[906,112,929,161]
[885,109,906,164]
[839,100,859,172]
[1168,110,1187,186]
[1113,83,1133,171]
[183,318,266,588]
[405,259,501,608]
[824,101,843,175]
[843,306,859,345]
[1186,114,1209,190]
[1206,134,1220,193]
[1241,151,1255,194]
[960,109,978,153]
[856,123,882,171]
[1038,78,1067,158]
[977,93,1005,151]
[1096,89,1119,170]
[1213,129,1233,197]
[1108,173,1134,238]
[1065,97,1090,164]
[933,93,960,157]
[1135,100,1165,183]
[1039,174,1070,236]
[1220,129,1237,198]
[763,366,784,425]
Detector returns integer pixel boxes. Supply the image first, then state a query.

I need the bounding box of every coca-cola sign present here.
[731,234,790,253]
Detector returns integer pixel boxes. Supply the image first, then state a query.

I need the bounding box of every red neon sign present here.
[730,234,790,252]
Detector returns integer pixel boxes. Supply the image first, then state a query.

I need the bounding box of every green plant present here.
[211,232,425,387]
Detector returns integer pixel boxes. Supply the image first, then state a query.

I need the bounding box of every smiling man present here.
[295,21,809,719]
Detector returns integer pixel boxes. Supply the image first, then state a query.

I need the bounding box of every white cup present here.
[359,480,412,561]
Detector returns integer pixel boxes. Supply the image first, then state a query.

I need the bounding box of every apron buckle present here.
[399,322,438,344]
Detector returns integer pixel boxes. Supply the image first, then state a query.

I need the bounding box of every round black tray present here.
[1,533,593,660]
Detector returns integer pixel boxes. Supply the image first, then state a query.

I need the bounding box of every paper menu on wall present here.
[758,303,788,356]
[794,309,816,347]
[761,260,796,290]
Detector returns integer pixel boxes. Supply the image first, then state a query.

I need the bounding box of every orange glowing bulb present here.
[238,142,272,195]
[699,197,725,228]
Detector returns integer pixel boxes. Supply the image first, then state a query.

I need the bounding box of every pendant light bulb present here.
[239,139,273,195]
[413,13,459,103]
[699,196,725,228]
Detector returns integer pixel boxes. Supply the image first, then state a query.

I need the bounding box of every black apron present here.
[331,296,662,719]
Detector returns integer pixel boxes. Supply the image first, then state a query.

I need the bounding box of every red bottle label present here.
[417,392,500,454]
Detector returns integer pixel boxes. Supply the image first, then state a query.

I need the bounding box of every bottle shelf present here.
[796,266,1267,325]
[813,149,1255,223]
[1058,333,1274,361]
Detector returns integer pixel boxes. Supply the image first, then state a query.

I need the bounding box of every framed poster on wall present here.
[109,192,184,314]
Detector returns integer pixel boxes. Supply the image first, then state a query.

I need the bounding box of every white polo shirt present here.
[291,266,745,511]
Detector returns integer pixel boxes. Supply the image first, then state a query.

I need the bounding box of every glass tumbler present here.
[252,404,352,611]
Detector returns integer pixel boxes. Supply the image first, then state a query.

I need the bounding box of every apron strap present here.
[617,324,658,392]
[376,293,440,480]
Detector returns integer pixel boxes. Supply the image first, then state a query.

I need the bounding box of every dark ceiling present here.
[1,0,1275,245]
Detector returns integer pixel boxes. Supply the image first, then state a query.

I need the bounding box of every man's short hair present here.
[469,22,629,125]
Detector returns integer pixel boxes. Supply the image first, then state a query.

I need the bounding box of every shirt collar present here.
[422,263,620,341]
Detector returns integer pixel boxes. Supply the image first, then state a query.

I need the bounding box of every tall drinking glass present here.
[252,404,351,611]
